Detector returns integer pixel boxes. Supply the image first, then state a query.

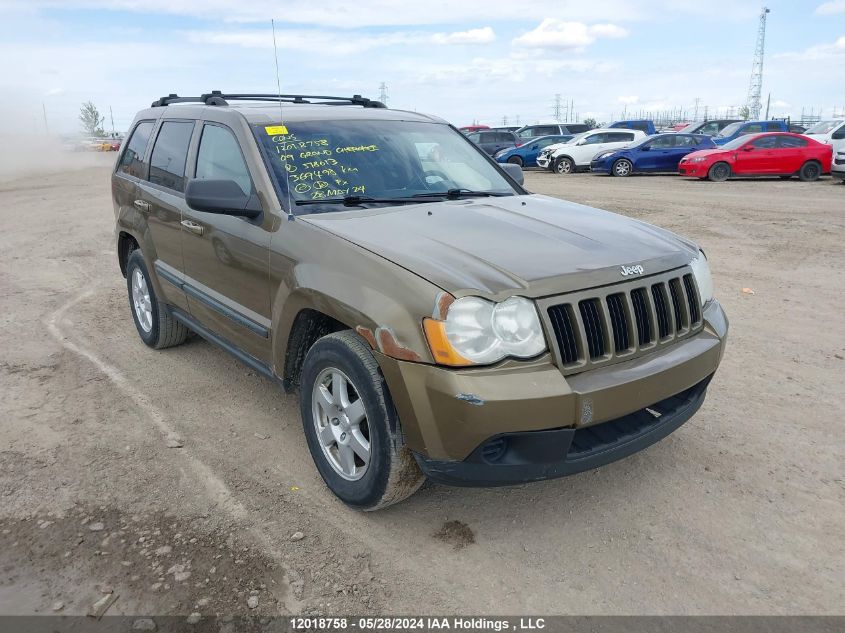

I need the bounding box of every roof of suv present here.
[134,93,446,126]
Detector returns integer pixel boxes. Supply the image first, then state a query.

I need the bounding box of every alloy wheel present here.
[131,269,153,333]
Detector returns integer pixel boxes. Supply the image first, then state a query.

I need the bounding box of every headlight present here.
[596,152,615,160]
[423,296,547,366]
[690,156,707,163]
[689,251,714,306]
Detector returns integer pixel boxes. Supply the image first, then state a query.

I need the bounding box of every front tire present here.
[125,250,188,349]
[612,158,633,177]
[299,331,424,511]
[798,161,821,182]
[507,155,523,167]
[554,157,574,175]
[707,162,731,182]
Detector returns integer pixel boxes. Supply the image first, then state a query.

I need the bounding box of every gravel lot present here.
[1,155,842,617]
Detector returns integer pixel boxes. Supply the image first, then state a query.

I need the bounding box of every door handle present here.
[180,220,204,236]
[133,199,151,211]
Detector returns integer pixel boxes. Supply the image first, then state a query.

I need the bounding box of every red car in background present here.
[679,132,832,182]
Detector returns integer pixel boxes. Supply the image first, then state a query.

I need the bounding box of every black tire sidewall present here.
[126,251,161,348]
[299,337,394,508]
[709,162,730,182]
[507,156,523,167]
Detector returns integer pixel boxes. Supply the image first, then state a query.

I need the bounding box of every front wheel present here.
[798,161,821,182]
[507,155,523,167]
[299,331,425,511]
[707,162,731,182]
[612,158,633,177]
[554,157,574,175]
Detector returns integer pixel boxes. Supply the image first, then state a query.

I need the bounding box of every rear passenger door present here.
[180,122,272,363]
[135,119,195,311]
[775,135,808,173]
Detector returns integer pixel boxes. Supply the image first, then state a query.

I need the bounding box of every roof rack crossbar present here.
[151,92,386,108]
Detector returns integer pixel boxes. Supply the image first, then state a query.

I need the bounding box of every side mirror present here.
[185,179,262,218]
[500,162,524,186]
[576,140,586,146]
[640,145,651,151]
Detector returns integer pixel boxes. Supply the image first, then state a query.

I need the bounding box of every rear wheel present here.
[707,162,731,182]
[612,158,633,177]
[299,331,424,511]
[125,250,188,349]
[798,161,821,182]
[507,155,523,167]
[554,157,574,175]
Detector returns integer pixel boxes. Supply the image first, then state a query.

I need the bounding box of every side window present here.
[606,132,634,143]
[675,135,698,147]
[517,128,535,139]
[497,132,515,143]
[832,124,845,140]
[467,133,481,143]
[149,121,195,193]
[535,126,558,136]
[536,138,556,149]
[649,135,675,149]
[744,123,763,134]
[750,136,778,149]
[583,133,605,145]
[698,122,720,136]
[117,121,154,178]
[195,124,253,196]
[777,136,807,148]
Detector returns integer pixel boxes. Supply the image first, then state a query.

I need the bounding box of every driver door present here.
[180,122,273,363]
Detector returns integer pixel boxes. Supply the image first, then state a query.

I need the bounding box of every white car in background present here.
[536,128,647,174]
[803,119,845,155]
[832,149,845,183]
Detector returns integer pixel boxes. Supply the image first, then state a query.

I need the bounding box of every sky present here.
[1,0,843,135]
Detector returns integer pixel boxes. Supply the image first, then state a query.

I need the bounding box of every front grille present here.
[545,269,703,373]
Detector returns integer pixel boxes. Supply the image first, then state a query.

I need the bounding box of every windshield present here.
[253,120,518,213]
[715,122,743,138]
[719,135,755,150]
[804,120,842,135]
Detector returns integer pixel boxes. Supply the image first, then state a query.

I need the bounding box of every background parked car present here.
[537,129,646,174]
[465,129,519,156]
[678,119,742,136]
[803,118,845,154]
[831,149,845,182]
[494,134,573,167]
[679,132,832,182]
[515,122,589,141]
[488,126,520,133]
[591,133,716,176]
[609,119,657,135]
[459,125,490,133]
[712,120,788,145]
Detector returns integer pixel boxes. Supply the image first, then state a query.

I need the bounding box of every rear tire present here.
[798,161,821,182]
[507,155,523,167]
[612,158,633,177]
[299,331,425,511]
[554,157,574,175]
[707,162,731,182]
[125,250,188,349]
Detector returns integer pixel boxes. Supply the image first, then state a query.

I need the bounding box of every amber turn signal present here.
[422,318,473,367]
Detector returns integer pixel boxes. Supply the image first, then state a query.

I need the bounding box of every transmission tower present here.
[378,82,388,106]
[745,6,770,120]
[553,94,562,121]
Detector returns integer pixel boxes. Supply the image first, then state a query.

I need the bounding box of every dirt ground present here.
[1,154,842,618]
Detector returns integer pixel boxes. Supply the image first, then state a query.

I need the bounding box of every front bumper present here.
[679,161,708,177]
[590,158,612,174]
[536,154,552,169]
[378,300,728,483]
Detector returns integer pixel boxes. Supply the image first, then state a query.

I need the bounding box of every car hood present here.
[302,195,697,300]
[682,148,727,160]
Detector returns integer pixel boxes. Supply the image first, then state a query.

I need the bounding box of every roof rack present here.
[150,91,386,108]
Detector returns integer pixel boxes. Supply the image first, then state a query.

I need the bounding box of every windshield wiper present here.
[413,189,511,199]
[295,195,441,207]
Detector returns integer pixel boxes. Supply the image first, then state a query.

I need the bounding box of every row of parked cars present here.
[463,118,845,182]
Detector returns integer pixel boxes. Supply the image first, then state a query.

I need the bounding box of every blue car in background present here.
[590,133,716,176]
[495,134,572,167]
[712,120,789,145]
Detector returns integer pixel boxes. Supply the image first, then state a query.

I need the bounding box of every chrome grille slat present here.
[543,267,705,374]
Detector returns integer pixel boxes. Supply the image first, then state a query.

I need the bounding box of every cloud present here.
[815,1,845,15]
[186,26,495,55]
[617,95,639,104]
[773,100,790,108]
[512,19,628,51]
[431,27,495,45]
[774,36,845,62]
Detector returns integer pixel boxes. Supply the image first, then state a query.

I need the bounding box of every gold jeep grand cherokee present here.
[113,92,728,510]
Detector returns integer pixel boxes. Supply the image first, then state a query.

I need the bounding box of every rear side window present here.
[607,132,635,142]
[778,136,807,148]
[743,123,763,134]
[751,136,778,149]
[494,132,514,142]
[675,135,699,147]
[149,121,195,193]
[195,124,253,196]
[117,121,154,178]
[649,135,675,148]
